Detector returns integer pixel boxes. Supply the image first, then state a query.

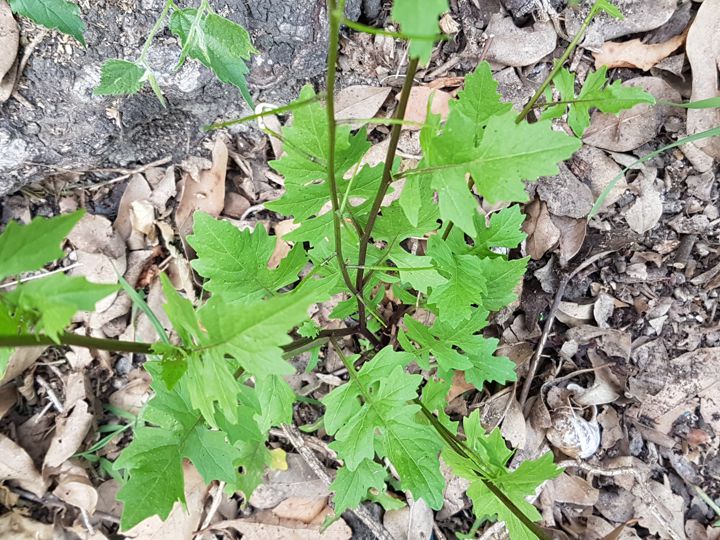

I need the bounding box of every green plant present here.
[1,0,684,538]
[8,0,86,45]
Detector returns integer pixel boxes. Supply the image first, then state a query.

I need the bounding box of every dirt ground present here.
[0,0,719,539]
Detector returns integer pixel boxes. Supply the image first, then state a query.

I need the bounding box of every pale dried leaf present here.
[633,477,685,539]
[0,346,45,385]
[524,200,560,260]
[500,396,527,449]
[0,0,19,102]
[43,400,93,470]
[403,87,451,128]
[109,373,151,415]
[271,496,328,523]
[175,138,228,239]
[52,460,98,514]
[686,0,720,158]
[625,180,663,234]
[383,498,433,540]
[549,473,599,506]
[115,174,152,241]
[0,433,47,496]
[594,31,687,72]
[485,14,556,67]
[0,384,16,419]
[209,512,352,540]
[250,454,329,509]
[335,85,392,129]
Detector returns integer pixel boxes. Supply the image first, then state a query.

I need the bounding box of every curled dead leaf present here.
[43,400,93,470]
[686,0,720,158]
[0,513,52,540]
[52,460,98,514]
[0,433,47,496]
[175,138,228,240]
[524,199,560,260]
[0,0,19,103]
[403,87,451,128]
[594,30,687,72]
[335,85,392,129]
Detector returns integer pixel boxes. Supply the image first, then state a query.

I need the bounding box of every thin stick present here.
[354,57,420,331]
[36,376,64,413]
[280,424,394,540]
[0,263,82,290]
[515,4,600,123]
[325,0,363,301]
[86,157,172,191]
[519,249,616,407]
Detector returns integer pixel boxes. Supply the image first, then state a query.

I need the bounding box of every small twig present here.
[519,250,616,407]
[0,263,83,290]
[85,157,172,191]
[79,508,95,534]
[35,376,64,413]
[199,481,226,530]
[280,424,394,540]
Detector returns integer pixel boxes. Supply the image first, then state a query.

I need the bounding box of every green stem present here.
[340,18,449,42]
[0,333,154,354]
[354,56,419,331]
[204,94,324,131]
[139,0,174,64]
[415,400,550,540]
[326,0,361,301]
[515,5,599,124]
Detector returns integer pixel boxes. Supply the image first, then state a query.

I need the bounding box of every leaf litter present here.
[2,1,720,538]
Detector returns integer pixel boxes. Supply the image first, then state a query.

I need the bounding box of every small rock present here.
[485,14,557,67]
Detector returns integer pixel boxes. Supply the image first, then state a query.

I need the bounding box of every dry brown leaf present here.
[625,177,663,234]
[0,383,16,419]
[250,454,329,509]
[0,0,19,103]
[175,138,228,239]
[633,477,685,539]
[109,372,151,415]
[524,200,560,260]
[572,146,627,209]
[209,511,352,540]
[69,251,125,313]
[686,0,720,158]
[123,463,206,538]
[148,165,177,214]
[551,215,587,266]
[500,396,527,449]
[584,77,681,152]
[43,400,93,470]
[485,14,556,67]
[630,348,720,436]
[594,31,687,72]
[52,460,98,514]
[68,214,125,259]
[0,346,45,385]
[335,85,392,129]
[268,219,299,270]
[403,87,451,128]
[383,498,433,540]
[549,473,599,506]
[271,496,328,523]
[114,174,152,242]
[536,163,594,219]
[0,512,52,540]
[0,433,47,496]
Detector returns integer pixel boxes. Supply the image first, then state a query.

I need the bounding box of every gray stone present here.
[0,0,365,196]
